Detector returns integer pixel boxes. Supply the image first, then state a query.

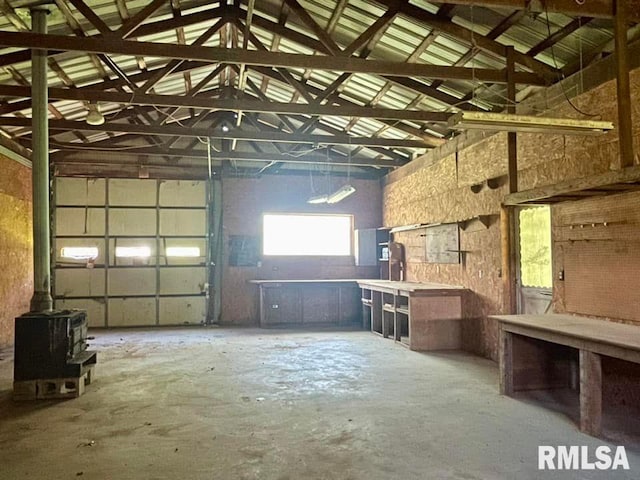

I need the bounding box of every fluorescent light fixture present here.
[166,246,200,257]
[326,184,356,204]
[115,246,151,258]
[86,102,105,126]
[447,111,614,136]
[61,247,99,260]
[307,194,328,204]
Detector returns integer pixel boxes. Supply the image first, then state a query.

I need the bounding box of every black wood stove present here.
[13,309,97,400]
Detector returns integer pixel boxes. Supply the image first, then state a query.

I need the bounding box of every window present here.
[263,214,352,256]
[115,246,151,258]
[61,247,99,260]
[166,246,200,257]
[518,206,552,288]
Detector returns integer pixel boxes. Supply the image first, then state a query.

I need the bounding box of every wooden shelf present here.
[504,166,640,206]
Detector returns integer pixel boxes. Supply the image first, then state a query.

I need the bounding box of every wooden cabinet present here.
[354,228,391,278]
[354,228,378,266]
[252,280,361,327]
[262,286,302,325]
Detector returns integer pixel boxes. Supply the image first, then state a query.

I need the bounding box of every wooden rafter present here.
[0,31,546,84]
[50,146,404,168]
[115,0,167,39]
[409,0,640,23]
[0,83,452,122]
[527,17,593,58]
[284,0,342,55]
[375,0,559,81]
[0,116,433,148]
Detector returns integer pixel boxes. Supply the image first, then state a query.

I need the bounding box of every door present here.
[516,206,553,315]
[53,178,209,327]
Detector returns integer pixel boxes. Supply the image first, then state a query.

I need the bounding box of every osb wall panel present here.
[517,66,640,190]
[0,155,32,347]
[563,243,640,321]
[221,175,381,325]
[384,66,640,361]
[553,191,640,409]
[552,191,640,325]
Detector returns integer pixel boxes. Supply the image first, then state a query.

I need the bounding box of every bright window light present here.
[61,247,99,260]
[519,206,552,288]
[166,246,201,257]
[263,214,352,256]
[115,246,151,258]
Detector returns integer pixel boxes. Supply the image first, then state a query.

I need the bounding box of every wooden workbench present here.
[250,279,361,327]
[358,280,466,351]
[491,313,640,436]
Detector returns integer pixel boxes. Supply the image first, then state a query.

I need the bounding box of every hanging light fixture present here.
[86,102,105,126]
[326,184,356,204]
[307,194,328,204]
[448,111,614,136]
[325,135,356,204]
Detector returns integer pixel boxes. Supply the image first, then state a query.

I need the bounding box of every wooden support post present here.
[500,206,518,314]
[614,0,635,168]
[579,349,602,436]
[499,327,514,395]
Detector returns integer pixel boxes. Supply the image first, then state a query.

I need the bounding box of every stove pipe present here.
[29,6,53,313]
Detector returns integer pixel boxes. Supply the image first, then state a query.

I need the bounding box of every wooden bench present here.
[491,314,640,436]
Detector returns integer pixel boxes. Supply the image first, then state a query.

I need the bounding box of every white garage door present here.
[53,178,209,328]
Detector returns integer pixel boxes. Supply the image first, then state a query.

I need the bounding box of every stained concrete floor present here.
[0,327,639,480]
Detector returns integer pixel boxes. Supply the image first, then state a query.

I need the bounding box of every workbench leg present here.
[499,328,514,396]
[580,350,602,437]
[372,291,382,334]
[394,313,400,342]
[259,286,265,328]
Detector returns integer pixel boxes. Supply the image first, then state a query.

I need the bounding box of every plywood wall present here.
[552,191,640,408]
[384,66,640,361]
[0,154,32,347]
[221,175,382,325]
[552,190,640,324]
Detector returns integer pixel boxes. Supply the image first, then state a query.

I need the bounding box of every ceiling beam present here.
[527,17,593,57]
[284,0,342,55]
[0,117,432,148]
[399,0,640,23]
[66,0,112,35]
[0,84,453,122]
[115,0,168,38]
[0,31,545,85]
[0,6,228,68]
[376,0,559,81]
[50,147,404,168]
[54,162,382,180]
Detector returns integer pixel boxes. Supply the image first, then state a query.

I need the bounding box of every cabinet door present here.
[301,286,339,324]
[354,228,377,266]
[262,287,302,325]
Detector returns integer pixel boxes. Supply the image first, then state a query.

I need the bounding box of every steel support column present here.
[29,6,53,312]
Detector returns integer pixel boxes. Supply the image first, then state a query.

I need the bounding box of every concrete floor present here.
[0,327,639,480]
